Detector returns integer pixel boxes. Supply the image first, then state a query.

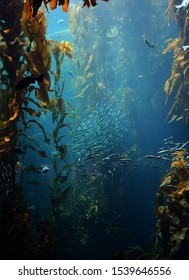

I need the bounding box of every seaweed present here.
[163,0,189,124]
[154,2,189,258]
[156,149,189,259]
[25,0,109,18]
[0,0,74,259]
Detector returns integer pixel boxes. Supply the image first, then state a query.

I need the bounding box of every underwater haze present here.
[1,0,189,260]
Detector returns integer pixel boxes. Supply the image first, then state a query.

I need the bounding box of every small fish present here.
[176,115,184,121]
[90,171,102,177]
[182,45,189,51]
[9,37,21,45]
[85,154,96,160]
[14,74,43,90]
[34,165,50,174]
[102,156,110,161]
[157,149,171,154]
[118,159,130,165]
[138,74,143,79]
[118,157,130,161]
[175,0,189,12]
[144,155,160,159]
[164,141,174,145]
[67,71,74,77]
[57,19,64,24]
[28,205,37,211]
[16,161,23,168]
[161,157,170,161]
[86,145,104,150]
[107,153,118,157]
[163,136,173,142]
[143,35,155,48]
[40,166,50,173]
[108,170,114,176]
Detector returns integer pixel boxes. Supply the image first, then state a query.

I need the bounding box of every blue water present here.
[16,0,188,259]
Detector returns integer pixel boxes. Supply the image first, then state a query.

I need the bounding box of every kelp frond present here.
[25,0,109,18]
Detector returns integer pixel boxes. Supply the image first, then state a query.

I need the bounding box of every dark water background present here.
[16,0,189,259]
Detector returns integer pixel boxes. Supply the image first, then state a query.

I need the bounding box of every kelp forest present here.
[0,0,189,260]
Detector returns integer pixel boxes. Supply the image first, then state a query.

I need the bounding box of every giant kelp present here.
[0,0,55,258]
[20,7,51,107]
[0,0,72,258]
[0,1,25,215]
[26,0,109,18]
[68,2,120,109]
[0,0,111,259]
[163,0,189,124]
[153,0,189,259]
[156,148,189,259]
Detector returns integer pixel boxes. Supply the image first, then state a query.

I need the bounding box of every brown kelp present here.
[163,0,189,124]
[25,0,109,19]
[0,0,55,258]
[0,0,75,258]
[153,0,189,260]
[20,8,51,107]
[51,40,74,86]
[156,148,189,259]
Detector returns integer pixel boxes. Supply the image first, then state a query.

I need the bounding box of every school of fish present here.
[70,98,130,178]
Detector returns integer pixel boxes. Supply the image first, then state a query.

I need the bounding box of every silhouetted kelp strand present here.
[0,161,13,200]
[14,74,43,90]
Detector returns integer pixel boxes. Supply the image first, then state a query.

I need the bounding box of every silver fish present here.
[144,155,161,159]
[175,0,189,11]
